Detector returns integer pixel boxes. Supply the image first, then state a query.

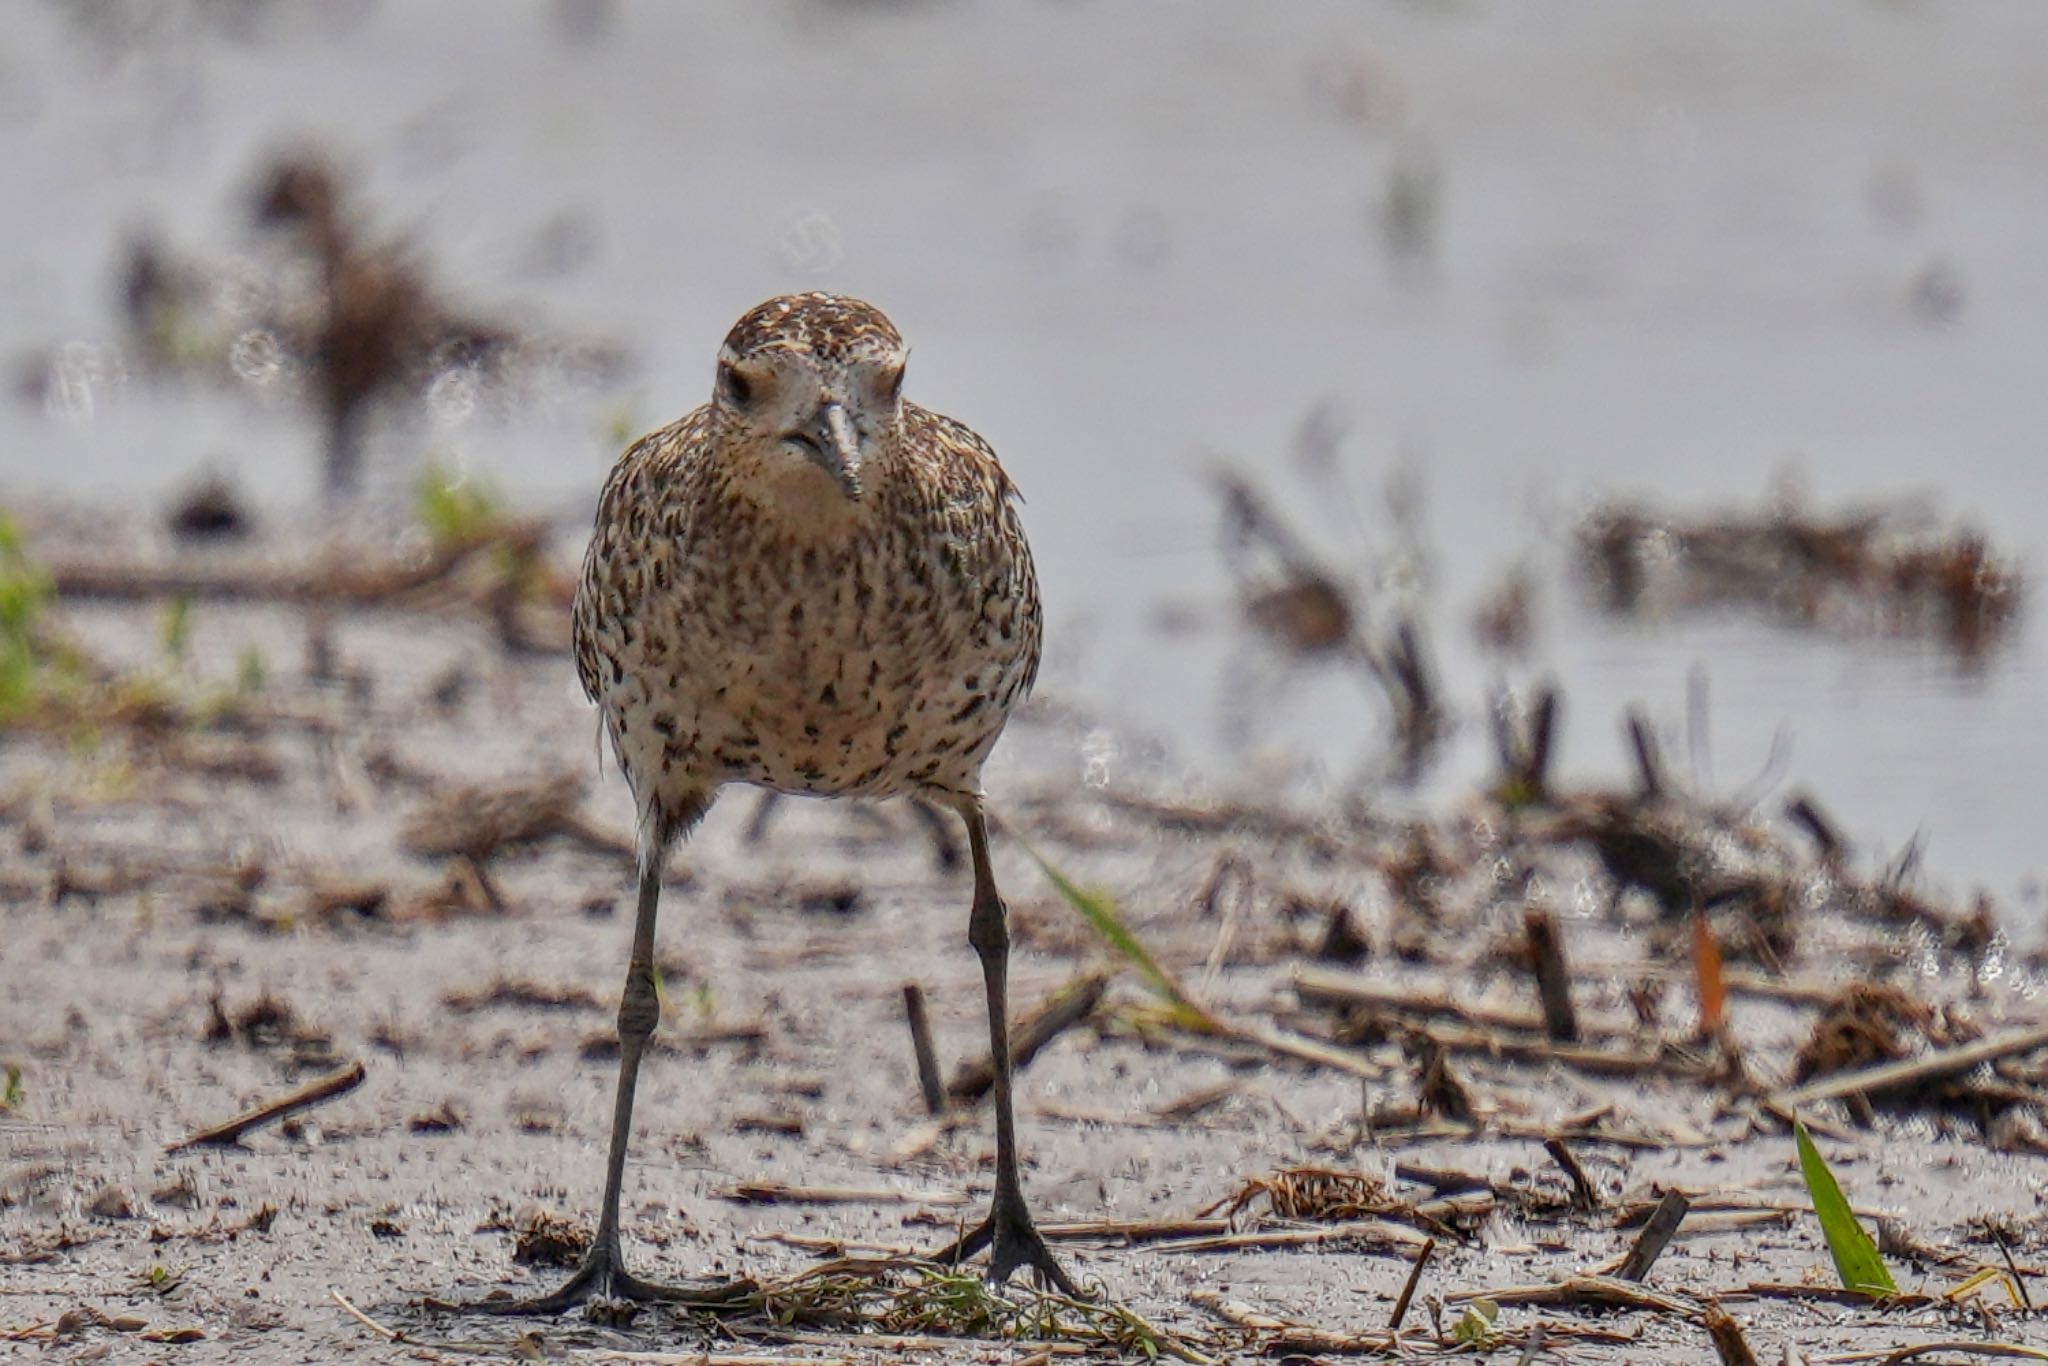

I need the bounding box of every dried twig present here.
[330,1290,402,1342]
[727,1323,1042,1357]
[1355,1015,1715,1083]
[1389,1236,1435,1330]
[1617,1190,1691,1281]
[1449,1274,1702,1322]
[1733,1283,1937,1309]
[901,984,945,1116]
[1784,792,1848,867]
[1228,1019,1392,1080]
[1292,968,1636,1044]
[1864,1345,2048,1364]
[1771,1022,2048,1112]
[50,522,551,608]
[1155,1218,1429,1255]
[1524,909,1579,1043]
[577,1352,856,1365]
[1189,1290,1396,1354]
[1543,1137,1603,1213]
[1703,1300,1761,1366]
[1990,1224,2034,1311]
[167,1059,365,1152]
[1039,1217,1232,1245]
[719,1182,966,1207]
[1626,708,1666,798]
[948,972,1106,1104]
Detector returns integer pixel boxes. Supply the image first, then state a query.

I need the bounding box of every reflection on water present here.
[1,0,2043,907]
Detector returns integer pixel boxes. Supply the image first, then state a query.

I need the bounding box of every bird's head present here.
[711,292,908,500]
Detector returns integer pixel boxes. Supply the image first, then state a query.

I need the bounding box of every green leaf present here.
[1452,1298,1502,1346]
[1794,1118,1897,1296]
[1012,835,1217,1033]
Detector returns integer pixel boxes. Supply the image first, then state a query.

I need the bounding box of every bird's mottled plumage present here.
[717,290,905,363]
[572,293,1040,851]
[467,293,1074,1316]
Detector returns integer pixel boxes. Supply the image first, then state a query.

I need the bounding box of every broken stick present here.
[1524,908,1580,1043]
[1625,707,1666,798]
[947,972,1106,1105]
[1388,1236,1435,1331]
[1617,1189,1691,1281]
[1702,1300,1760,1366]
[1543,1136,1603,1213]
[1770,1020,2048,1112]
[901,984,946,1116]
[167,1059,365,1152]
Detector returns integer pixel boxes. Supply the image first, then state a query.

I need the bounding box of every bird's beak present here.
[790,400,863,498]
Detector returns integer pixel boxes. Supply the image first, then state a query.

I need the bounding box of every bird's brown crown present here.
[719,292,904,365]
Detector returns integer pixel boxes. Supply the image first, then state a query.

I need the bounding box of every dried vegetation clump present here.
[1578,487,2023,660]
[23,145,629,498]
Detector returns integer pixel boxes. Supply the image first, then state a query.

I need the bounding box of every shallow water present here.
[2,0,2044,908]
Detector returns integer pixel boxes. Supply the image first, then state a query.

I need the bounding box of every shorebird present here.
[473,292,1073,1314]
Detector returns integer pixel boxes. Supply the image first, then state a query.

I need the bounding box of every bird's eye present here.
[876,364,905,402]
[720,363,753,408]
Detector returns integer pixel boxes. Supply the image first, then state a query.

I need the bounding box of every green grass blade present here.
[1794,1118,1897,1296]
[1012,836,1218,1033]
[413,462,504,548]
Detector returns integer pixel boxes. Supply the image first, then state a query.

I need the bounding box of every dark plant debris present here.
[1578,486,2022,661]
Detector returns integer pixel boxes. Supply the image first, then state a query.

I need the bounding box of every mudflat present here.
[2,511,2043,1363]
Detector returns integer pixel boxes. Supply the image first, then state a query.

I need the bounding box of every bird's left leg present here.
[927,802,1082,1297]
[460,840,747,1316]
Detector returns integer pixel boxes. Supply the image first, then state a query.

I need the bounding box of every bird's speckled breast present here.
[574,405,1040,822]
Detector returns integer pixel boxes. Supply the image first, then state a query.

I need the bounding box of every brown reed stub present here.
[1523,909,1580,1044]
[900,983,946,1117]
[1311,900,1371,967]
[1700,1300,1761,1366]
[1616,1189,1691,1281]
[1542,1137,1603,1213]
[1410,1034,1476,1123]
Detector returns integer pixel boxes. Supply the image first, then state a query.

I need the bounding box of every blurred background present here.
[2,0,2043,912]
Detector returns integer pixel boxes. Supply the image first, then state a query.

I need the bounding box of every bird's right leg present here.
[463,851,743,1316]
[927,804,1082,1298]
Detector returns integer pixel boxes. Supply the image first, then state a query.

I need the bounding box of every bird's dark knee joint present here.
[617,967,660,1041]
[618,996,659,1041]
[967,893,1008,959]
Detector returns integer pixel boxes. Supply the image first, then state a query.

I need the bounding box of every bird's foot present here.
[929,1194,1085,1300]
[455,1238,753,1321]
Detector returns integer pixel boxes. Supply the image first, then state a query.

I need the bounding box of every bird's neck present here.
[716,441,879,544]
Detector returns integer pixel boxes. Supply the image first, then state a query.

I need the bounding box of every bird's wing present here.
[571,412,706,707]
[909,406,1044,698]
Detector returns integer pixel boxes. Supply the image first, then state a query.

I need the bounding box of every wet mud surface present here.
[4,516,2046,1364]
